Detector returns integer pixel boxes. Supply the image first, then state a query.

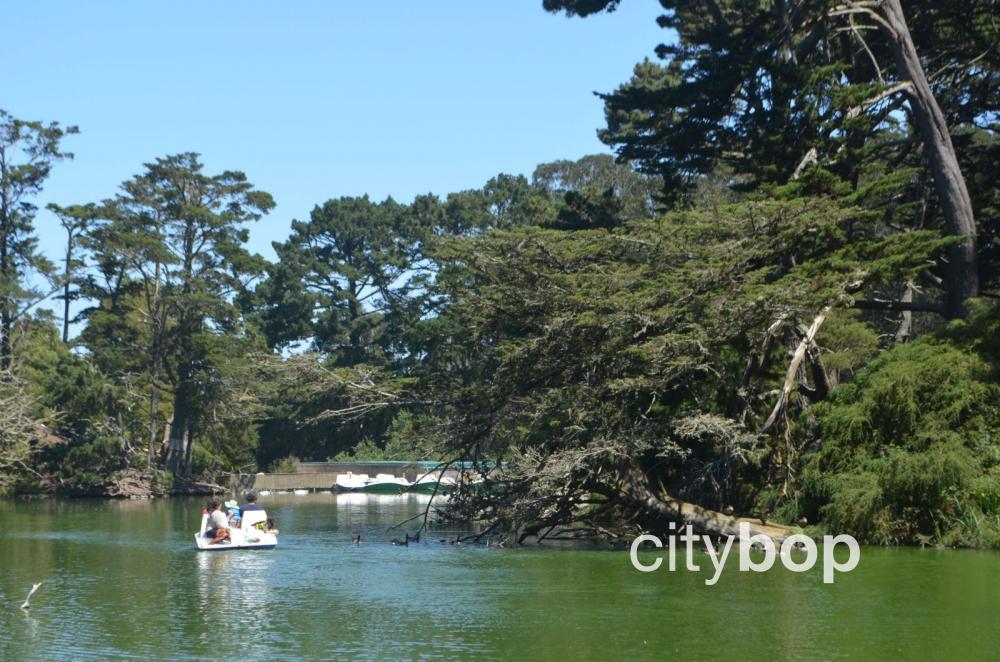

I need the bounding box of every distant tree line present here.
[1,0,998,547]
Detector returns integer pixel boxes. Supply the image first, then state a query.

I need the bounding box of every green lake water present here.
[1,493,998,661]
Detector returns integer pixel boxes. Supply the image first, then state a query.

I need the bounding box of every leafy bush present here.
[56,435,129,495]
[801,307,1000,546]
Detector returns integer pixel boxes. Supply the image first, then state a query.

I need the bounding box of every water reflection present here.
[194,550,278,651]
[20,610,39,641]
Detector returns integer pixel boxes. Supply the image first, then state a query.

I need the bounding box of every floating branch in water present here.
[20,582,42,611]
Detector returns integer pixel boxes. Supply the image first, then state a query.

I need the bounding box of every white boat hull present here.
[334,472,370,492]
[195,529,278,551]
[195,511,278,551]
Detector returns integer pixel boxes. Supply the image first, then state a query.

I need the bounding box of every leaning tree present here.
[545,0,999,317]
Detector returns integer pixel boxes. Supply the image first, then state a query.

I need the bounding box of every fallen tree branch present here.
[731,314,788,420]
[760,307,831,433]
[614,461,793,544]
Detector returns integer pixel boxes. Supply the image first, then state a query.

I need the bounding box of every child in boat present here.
[225,499,241,525]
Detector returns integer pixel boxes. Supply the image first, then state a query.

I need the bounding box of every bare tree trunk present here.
[806,340,831,398]
[0,227,11,371]
[894,281,913,343]
[183,425,196,477]
[615,462,792,544]
[62,231,72,344]
[0,307,11,372]
[760,307,830,433]
[0,172,10,370]
[881,0,978,317]
[165,386,193,476]
[148,362,161,468]
[148,262,164,469]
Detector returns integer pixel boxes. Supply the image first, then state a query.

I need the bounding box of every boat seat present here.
[241,510,268,533]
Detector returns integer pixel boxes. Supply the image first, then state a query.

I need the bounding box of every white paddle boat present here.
[195,508,278,551]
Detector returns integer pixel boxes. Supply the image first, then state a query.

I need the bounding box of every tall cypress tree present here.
[0,110,77,368]
[544,0,999,316]
[82,153,273,476]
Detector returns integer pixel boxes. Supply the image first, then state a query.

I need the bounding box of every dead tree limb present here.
[614,462,793,544]
[730,314,787,420]
[894,281,914,343]
[760,307,830,433]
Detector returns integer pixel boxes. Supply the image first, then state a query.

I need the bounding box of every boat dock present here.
[236,461,481,494]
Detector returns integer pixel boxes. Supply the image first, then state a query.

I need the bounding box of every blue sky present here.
[7,1,665,267]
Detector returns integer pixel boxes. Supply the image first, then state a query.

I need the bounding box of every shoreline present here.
[6,491,997,551]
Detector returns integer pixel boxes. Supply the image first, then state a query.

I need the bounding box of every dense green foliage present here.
[0,1,997,547]
[420,197,958,538]
[547,0,999,315]
[799,305,1000,546]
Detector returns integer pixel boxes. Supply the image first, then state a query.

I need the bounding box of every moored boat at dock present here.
[361,473,411,494]
[407,473,456,494]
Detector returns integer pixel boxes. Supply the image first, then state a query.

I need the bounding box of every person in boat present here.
[239,491,265,520]
[224,499,241,525]
[205,499,231,545]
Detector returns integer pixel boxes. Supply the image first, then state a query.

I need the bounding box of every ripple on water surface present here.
[1,494,999,661]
